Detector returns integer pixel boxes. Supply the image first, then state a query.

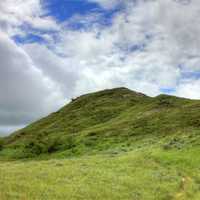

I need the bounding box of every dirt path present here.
[174,176,192,200]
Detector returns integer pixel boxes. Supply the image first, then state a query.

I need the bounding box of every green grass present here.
[1,87,200,199]
[1,145,200,200]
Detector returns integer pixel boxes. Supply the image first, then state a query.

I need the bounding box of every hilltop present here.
[2,87,200,199]
[1,87,200,159]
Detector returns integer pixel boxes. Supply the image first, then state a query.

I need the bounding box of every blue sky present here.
[43,0,114,22]
[1,0,200,134]
[13,0,123,44]
[44,0,101,21]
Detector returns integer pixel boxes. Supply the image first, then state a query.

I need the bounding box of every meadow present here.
[1,143,200,200]
[1,88,200,199]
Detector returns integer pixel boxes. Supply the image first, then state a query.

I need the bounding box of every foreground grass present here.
[1,146,200,200]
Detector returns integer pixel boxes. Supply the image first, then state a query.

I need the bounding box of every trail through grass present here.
[1,146,200,200]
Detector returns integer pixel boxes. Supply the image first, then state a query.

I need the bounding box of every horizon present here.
[1,0,200,135]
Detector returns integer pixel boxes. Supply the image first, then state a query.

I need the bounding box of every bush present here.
[47,139,61,153]
[156,95,174,108]
[25,140,45,155]
[163,137,184,150]
[0,138,4,151]
[24,136,77,156]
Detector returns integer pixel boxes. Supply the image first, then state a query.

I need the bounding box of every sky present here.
[0,0,200,135]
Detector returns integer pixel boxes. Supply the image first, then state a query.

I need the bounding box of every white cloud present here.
[23,43,80,97]
[176,79,200,100]
[0,0,58,35]
[31,0,199,98]
[0,32,65,130]
[1,0,200,134]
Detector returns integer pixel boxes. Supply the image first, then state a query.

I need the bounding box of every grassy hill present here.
[1,87,200,199]
[1,87,200,159]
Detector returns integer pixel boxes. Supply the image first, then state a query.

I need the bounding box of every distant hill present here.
[1,87,200,159]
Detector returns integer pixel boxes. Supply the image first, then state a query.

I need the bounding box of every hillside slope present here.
[1,87,200,158]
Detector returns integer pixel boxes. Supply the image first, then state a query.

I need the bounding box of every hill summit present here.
[1,87,200,158]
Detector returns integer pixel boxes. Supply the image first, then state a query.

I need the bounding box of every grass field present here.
[1,145,200,200]
[1,88,200,199]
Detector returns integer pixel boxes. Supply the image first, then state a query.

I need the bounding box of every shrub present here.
[25,140,47,155]
[47,139,61,153]
[0,138,4,151]
[163,137,184,150]
[156,95,174,108]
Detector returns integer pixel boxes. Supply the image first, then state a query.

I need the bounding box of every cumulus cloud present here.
[23,43,80,97]
[176,79,200,100]
[0,32,64,134]
[1,0,200,135]
[0,0,58,35]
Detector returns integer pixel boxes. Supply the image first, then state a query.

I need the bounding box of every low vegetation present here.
[1,87,200,199]
[1,145,200,200]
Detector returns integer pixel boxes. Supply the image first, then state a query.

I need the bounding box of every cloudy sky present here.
[0,0,200,135]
